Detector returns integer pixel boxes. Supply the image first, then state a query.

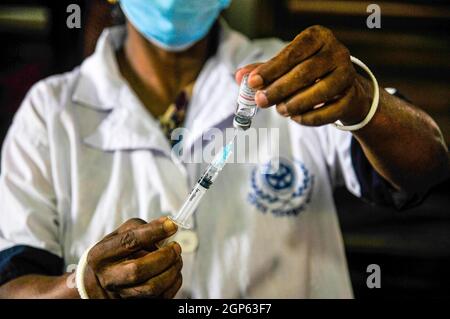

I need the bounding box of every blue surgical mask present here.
[120,0,231,51]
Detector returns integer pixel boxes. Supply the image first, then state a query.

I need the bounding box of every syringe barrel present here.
[170,183,208,229]
[170,141,233,229]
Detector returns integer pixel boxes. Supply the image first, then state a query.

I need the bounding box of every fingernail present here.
[248,74,263,88]
[255,90,269,107]
[292,115,303,124]
[157,216,167,223]
[163,219,177,235]
[172,242,182,255]
[277,104,289,117]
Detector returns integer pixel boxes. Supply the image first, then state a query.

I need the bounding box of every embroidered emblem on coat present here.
[248,157,314,216]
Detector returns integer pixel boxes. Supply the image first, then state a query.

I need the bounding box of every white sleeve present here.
[315,125,361,197]
[0,82,62,257]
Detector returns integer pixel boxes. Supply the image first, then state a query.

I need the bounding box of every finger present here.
[277,66,355,117]
[118,217,164,254]
[276,103,290,117]
[88,217,177,266]
[117,257,183,298]
[256,50,336,108]
[99,242,182,289]
[103,218,148,240]
[235,63,262,85]
[291,85,356,126]
[161,274,183,299]
[248,26,326,89]
[117,218,148,233]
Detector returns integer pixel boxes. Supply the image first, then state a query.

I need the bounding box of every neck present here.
[118,22,214,116]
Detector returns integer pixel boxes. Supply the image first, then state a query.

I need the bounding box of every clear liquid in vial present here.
[235,74,257,120]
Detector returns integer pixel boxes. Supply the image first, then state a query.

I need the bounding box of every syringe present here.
[167,74,257,230]
[169,139,235,229]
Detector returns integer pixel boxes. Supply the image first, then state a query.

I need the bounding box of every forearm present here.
[352,75,449,193]
[0,273,79,299]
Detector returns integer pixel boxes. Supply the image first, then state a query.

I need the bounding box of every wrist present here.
[58,273,82,299]
[340,75,373,126]
[0,273,80,298]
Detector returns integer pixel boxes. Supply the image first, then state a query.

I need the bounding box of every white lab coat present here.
[0,24,361,298]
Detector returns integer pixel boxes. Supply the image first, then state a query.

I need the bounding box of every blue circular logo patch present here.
[263,162,295,192]
[248,157,314,216]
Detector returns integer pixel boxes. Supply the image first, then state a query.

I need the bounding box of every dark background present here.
[0,0,449,298]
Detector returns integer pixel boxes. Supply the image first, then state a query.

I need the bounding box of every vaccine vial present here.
[233,74,257,130]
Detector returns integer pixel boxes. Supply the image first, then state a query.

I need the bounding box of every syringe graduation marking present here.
[170,77,255,229]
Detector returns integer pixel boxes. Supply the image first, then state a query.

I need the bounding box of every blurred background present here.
[0,0,449,298]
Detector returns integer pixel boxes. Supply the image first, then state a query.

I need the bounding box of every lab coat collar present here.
[73,26,126,111]
[74,26,171,154]
[83,85,172,155]
[74,22,264,154]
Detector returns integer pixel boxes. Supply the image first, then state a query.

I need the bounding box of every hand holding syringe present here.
[167,74,257,231]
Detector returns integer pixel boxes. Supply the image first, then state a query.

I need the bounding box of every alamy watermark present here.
[66,4,81,29]
[171,127,280,169]
[66,3,382,30]
[367,4,381,29]
[366,264,381,288]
